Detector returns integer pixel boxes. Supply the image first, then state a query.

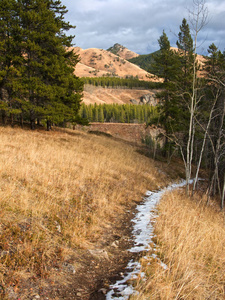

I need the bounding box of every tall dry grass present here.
[132,189,225,299]
[0,126,167,290]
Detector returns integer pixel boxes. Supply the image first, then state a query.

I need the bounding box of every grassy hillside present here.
[132,189,225,300]
[0,126,224,299]
[0,126,168,299]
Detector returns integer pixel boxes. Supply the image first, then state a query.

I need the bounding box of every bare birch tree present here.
[185,0,208,194]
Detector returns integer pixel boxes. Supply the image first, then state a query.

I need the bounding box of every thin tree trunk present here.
[192,96,217,194]
[221,173,225,209]
[30,111,35,130]
[186,99,194,195]
[1,110,7,125]
[186,41,197,195]
[20,114,24,128]
[187,0,208,195]
[47,120,51,131]
[10,113,14,127]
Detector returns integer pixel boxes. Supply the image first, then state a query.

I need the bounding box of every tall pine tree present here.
[17,0,83,129]
[0,0,21,124]
[150,30,182,157]
[0,0,83,129]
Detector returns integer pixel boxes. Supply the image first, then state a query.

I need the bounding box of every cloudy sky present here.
[61,0,225,55]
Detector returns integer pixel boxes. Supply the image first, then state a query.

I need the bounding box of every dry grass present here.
[0,126,167,291]
[132,189,225,299]
[73,47,155,81]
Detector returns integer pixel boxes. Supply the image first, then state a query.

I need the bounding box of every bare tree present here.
[192,92,218,194]
[185,0,208,194]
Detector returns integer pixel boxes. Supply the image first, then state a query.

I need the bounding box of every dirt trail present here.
[32,202,141,300]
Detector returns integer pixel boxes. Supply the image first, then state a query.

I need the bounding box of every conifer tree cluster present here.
[0,0,83,130]
[79,103,158,124]
[82,76,162,89]
[150,16,225,206]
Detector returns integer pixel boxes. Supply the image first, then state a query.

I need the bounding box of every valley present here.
[72,44,161,106]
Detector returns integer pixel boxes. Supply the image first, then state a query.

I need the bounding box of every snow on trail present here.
[106,180,192,300]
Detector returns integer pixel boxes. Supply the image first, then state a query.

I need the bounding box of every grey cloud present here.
[62,0,225,54]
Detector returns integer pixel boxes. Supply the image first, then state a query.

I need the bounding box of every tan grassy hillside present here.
[72,47,156,81]
[67,46,162,105]
[0,126,168,299]
[75,62,109,78]
[132,189,225,300]
[83,84,158,105]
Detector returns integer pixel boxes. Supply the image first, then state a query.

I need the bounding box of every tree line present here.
[149,2,224,207]
[0,0,83,130]
[128,52,157,72]
[82,76,162,89]
[79,103,158,124]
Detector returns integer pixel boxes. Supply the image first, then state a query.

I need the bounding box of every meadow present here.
[132,189,225,299]
[0,126,166,298]
[0,126,224,299]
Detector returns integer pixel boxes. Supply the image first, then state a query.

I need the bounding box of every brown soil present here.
[83,85,159,105]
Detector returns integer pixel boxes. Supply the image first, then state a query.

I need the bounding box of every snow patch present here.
[106,179,189,299]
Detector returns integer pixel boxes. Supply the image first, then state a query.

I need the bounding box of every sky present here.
[61,0,225,55]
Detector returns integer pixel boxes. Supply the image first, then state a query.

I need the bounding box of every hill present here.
[0,126,167,299]
[71,46,205,106]
[73,47,155,81]
[0,126,224,299]
[70,46,161,105]
[107,43,139,60]
[82,85,158,105]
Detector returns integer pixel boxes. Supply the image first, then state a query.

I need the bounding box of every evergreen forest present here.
[79,103,158,123]
[82,76,162,89]
[0,0,83,130]
[128,51,157,72]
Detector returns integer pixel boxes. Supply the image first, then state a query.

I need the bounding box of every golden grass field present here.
[0,126,168,296]
[132,189,225,299]
[0,126,224,299]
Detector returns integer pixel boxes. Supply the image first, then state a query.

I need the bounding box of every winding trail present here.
[106,180,190,300]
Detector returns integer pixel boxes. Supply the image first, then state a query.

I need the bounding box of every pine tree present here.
[177,18,194,63]
[176,18,195,117]
[0,0,21,124]
[93,103,98,122]
[13,0,83,130]
[150,30,182,157]
[98,105,104,122]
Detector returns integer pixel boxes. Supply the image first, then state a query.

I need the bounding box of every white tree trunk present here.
[192,95,218,194]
